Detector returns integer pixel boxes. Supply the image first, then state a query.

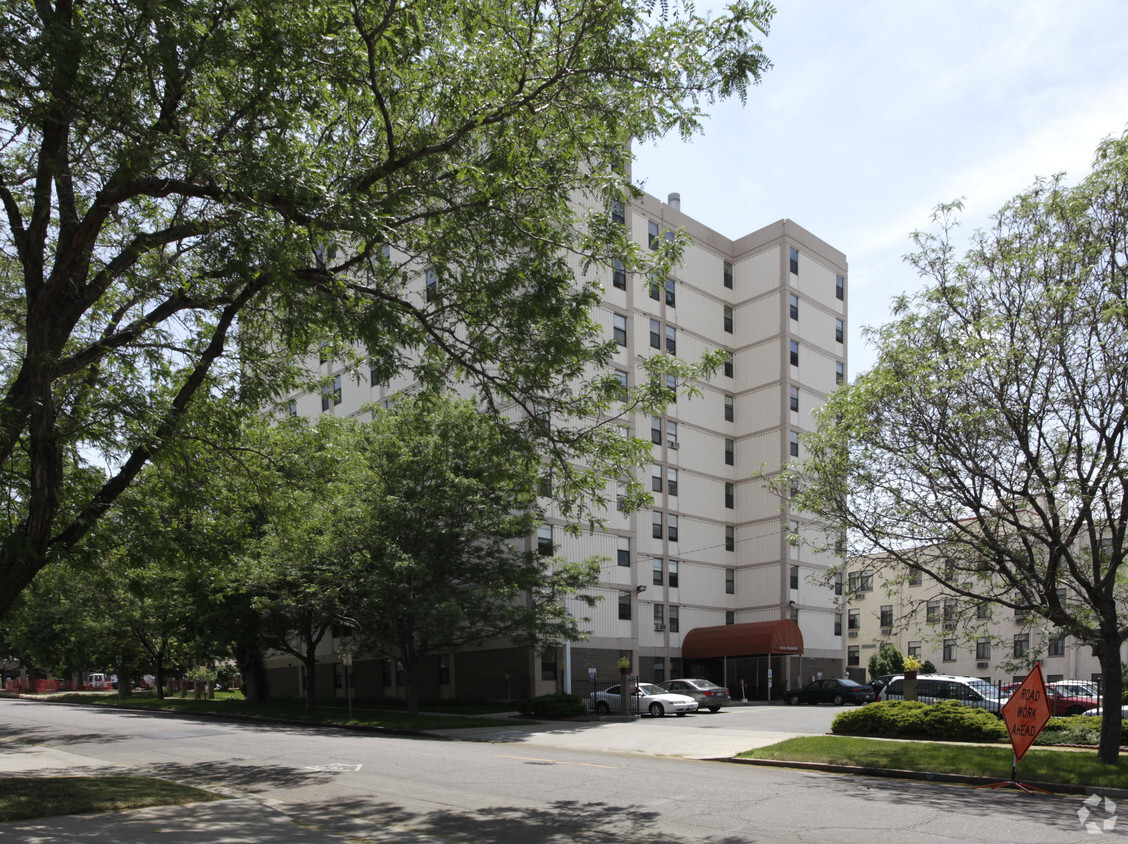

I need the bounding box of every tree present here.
[252,396,600,716]
[789,131,1128,764]
[0,0,773,617]
[868,642,904,680]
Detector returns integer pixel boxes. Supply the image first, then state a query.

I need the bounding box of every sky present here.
[632,1,1128,375]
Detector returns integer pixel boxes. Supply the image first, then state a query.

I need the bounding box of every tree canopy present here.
[0,0,774,615]
[790,131,1128,764]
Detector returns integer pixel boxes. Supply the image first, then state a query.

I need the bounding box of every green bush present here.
[515,693,587,719]
[832,700,1007,743]
[1036,715,1127,746]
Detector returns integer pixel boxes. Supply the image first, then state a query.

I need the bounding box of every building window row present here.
[651,512,679,542]
[649,275,676,307]
[649,319,677,354]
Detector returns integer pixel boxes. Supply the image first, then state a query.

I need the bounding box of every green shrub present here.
[1036,715,1127,746]
[515,693,587,719]
[832,700,1006,743]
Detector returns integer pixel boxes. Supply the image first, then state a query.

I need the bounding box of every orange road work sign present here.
[1001,663,1051,762]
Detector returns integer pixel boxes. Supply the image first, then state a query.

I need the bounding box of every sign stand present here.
[976,664,1052,795]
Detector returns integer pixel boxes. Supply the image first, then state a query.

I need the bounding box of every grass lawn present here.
[739,736,1128,790]
[0,776,221,823]
[44,691,533,731]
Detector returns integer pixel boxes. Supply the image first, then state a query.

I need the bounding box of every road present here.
[0,698,1117,842]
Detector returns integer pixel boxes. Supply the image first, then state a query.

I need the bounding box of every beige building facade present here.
[267,189,849,703]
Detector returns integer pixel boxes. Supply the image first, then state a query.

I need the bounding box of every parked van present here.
[877,674,1003,714]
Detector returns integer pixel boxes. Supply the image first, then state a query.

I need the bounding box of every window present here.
[288,399,297,417]
[836,361,844,385]
[977,602,991,619]
[425,267,438,302]
[943,640,957,662]
[613,313,627,346]
[836,318,844,343]
[789,246,799,275]
[652,558,663,586]
[611,199,625,226]
[650,319,660,349]
[860,572,873,591]
[319,341,329,365]
[649,274,661,301]
[1013,634,1029,659]
[668,605,679,632]
[907,641,921,659]
[723,260,733,289]
[726,568,735,594]
[669,559,679,588]
[668,514,678,542]
[617,536,630,567]
[724,358,733,378]
[725,438,734,465]
[724,394,734,422]
[648,220,659,250]
[834,613,842,636]
[789,293,799,321]
[665,373,677,394]
[880,605,893,627]
[925,599,940,623]
[789,431,799,457]
[321,375,342,411]
[723,305,733,333]
[666,420,678,447]
[790,340,799,367]
[836,274,845,301]
[537,524,553,556]
[976,639,991,660]
[612,257,626,290]
[651,464,662,493]
[726,611,735,625]
[663,277,675,307]
[848,609,860,630]
[541,650,557,681]
[943,598,956,623]
[619,591,632,620]
[613,369,628,400]
[790,606,799,623]
[725,525,735,552]
[653,657,666,683]
[789,385,799,412]
[724,482,734,509]
[652,512,663,539]
[908,569,922,586]
[834,573,843,596]
[651,416,662,444]
[1048,635,1065,656]
[665,325,676,354]
[847,646,860,666]
[667,468,678,497]
[654,603,664,628]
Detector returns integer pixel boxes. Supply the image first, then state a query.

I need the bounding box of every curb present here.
[724,756,1128,799]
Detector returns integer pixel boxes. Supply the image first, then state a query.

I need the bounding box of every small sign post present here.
[978,663,1052,794]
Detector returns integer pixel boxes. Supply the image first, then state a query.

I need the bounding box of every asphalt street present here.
[0,698,1120,842]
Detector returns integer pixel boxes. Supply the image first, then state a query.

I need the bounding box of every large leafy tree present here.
[0,0,774,615]
[252,397,600,717]
[790,132,1128,764]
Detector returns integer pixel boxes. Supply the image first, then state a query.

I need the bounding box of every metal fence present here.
[874,676,1106,715]
[585,675,640,716]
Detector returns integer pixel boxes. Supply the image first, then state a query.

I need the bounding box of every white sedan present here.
[591,683,698,717]
[1081,705,1128,718]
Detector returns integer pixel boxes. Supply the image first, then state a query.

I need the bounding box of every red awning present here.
[681,620,804,659]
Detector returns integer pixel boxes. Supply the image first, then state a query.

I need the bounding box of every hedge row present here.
[831,700,1007,743]
[515,693,587,719]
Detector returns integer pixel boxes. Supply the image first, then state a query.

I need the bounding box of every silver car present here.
[591,683,698,717]
[658,678,731,712]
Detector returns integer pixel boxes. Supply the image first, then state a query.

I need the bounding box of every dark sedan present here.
[785,678,875,706]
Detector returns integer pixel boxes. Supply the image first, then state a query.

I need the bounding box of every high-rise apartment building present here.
[265,189,848,703]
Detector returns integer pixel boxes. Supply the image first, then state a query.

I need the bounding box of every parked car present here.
[879,674,1002,713]
[869,674,895,696]
[1081,705,1128,718]
[784,678,875,706]
[591,683,698,717]
[658,678,731,712]
[999,683,1096,716]
[1049,680,1100,699]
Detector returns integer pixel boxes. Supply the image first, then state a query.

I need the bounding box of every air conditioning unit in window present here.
[654,623,666,631]
[880,627,892,636]
[943,622,957,631]
[976,662,989,669]
[667,440,680,449]
[847,631,858,638]
[854,592,864,600]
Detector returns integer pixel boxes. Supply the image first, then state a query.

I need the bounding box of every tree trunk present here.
[117,663,131,698]
[154,652,165,701]
[1096,636,1123,765]
[304,639,317,712]
[404,657,420,719]
[236,644,268,705]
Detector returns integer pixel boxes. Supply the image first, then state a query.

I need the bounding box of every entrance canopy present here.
[681,620,804,660]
